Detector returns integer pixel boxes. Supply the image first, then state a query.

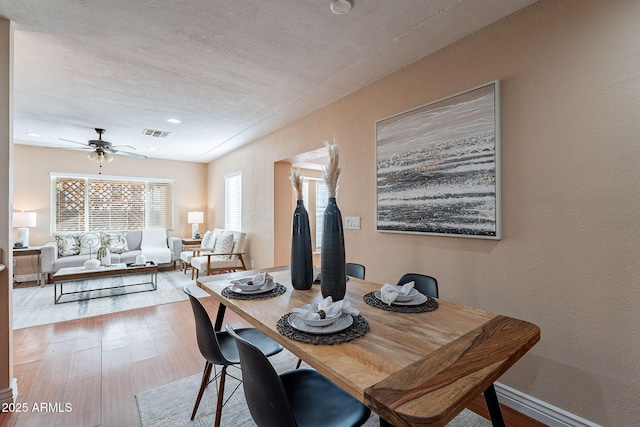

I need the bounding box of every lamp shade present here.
[188,211,204,224]
[13,211,37,228]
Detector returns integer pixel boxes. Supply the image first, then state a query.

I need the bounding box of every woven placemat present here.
[363,291,438,313]
[222,283,287,300]
[277,313,369,345]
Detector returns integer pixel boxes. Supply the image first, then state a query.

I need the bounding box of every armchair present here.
[185,229,247,279]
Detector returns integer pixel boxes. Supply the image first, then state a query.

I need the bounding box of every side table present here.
[180,238,202,274]
[181,238,202,248]
[13,246,43,287]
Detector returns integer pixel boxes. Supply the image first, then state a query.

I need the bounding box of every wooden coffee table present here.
[52,262,158,304]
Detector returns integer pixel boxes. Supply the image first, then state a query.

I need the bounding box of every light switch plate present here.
[344,216,361,230]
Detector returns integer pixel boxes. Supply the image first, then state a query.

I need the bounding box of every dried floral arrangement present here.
[322,141,341,198]
[289,168,303,201]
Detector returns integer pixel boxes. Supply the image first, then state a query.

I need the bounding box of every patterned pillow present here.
[54,234,80,257]
[213,231,234,259]
[79,232,102,255]
[101,231,129,254]
[201,230,216,249]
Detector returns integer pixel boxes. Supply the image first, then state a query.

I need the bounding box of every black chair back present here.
[184,287,230,366]
[226,325,298,427]
[397,273,439,298]
[346,262,366,280]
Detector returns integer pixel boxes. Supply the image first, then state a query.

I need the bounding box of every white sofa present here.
[42,229,181,280]
[181,229,247,279]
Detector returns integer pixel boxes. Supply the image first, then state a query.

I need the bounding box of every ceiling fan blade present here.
[58,138,89,147]
[112,150,147,159]
[110,144,137,151]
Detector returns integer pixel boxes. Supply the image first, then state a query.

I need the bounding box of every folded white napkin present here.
[292,296,359,320]
[231,272,272,288]
[380,281,415,305]
[312,265,321,281]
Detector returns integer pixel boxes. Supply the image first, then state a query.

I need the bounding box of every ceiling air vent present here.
[142,129,171,138]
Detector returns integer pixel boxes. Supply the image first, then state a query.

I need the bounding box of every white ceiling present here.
[0,0,536,163]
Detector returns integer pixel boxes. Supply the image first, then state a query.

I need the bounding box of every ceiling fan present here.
[59,128,147,162]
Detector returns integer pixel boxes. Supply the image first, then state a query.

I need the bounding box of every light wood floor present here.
[1,297,545,426]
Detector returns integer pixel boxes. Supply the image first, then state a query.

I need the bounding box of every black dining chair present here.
[226,325,371,427]
[397,273,439,298]
[183,287,283,427]
[346,262,366,280]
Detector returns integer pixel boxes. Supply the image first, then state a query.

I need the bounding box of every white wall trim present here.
[0,378,18,406]
[495,382,601,427]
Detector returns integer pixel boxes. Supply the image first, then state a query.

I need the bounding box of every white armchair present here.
[180,229,215,274]
[187,229,247,279]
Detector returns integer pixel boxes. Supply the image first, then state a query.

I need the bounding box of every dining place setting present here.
[363,280,439,313]
[277,295,370,345]
[220,271,287,300]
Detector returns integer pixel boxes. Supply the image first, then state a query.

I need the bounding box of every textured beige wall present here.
[12,144,208,247]
[206,1,640,424]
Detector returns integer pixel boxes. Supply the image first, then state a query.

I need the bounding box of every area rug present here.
[12,269,209,329]
[136,349,491,427]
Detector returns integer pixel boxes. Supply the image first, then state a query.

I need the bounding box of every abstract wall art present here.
[376,81,501,239]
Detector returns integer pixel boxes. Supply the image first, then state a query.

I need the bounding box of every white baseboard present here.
[495,382,601,427]
[0,378,18,406]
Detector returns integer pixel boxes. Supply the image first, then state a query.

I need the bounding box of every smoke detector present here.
[330,0,352,15]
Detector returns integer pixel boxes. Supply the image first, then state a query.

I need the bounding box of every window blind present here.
[51,173,174,233]
[315,181,329,251]
[225,172,242,231]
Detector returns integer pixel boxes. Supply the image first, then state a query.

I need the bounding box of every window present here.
[51,173,174,233]
[225,172,242,231]
[315,181,329,251]
[300,177,328,252]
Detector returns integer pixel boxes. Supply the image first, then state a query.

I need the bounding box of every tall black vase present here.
[321,197,346,300]
[290,200,313,290]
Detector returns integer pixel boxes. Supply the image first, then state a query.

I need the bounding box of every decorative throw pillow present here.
[200,230,216,249]
[213,231,234,259]
[79,232,102,255]
[54,234,80,257]
[101,231,129,254]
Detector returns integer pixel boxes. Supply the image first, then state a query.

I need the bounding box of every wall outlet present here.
[251,260,255,268]
[344,216,361,230]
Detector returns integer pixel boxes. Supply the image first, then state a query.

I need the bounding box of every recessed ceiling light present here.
[167,118,181,124]
[330,0,352,15]
[26,133,40,137]
[147,147,157,151]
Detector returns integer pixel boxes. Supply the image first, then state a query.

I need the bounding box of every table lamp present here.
[188,211,204,239]
[13,211,37,248]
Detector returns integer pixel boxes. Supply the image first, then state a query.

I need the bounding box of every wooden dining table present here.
[197,266,540,427]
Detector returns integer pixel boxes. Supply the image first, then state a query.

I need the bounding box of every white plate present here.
[288,313,353,334]
[231,277,273,291]
[229,281,277,294]
[299,314,342,327]
[392,287,420,302]
[374,290,428,306]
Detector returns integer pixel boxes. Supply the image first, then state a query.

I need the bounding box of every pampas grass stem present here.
[322,141,341,198]
[289,168,303,201]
